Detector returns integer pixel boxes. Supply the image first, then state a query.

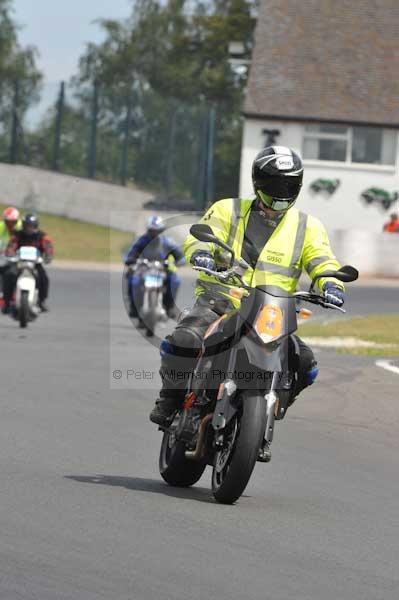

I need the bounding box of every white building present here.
[240,0,399,233]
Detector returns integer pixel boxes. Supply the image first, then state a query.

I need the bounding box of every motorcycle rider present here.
[2,213,54,313]
[0,206,22,294]
[125,215,185,320]
[0,206,22,247]
[150,146,346,459]
[382,212,399,233]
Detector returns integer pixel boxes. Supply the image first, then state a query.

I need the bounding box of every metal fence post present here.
[88,79,99,179]
[120,97,132,186]
[52,81,65,171]
[205,105,216,207]
[197,108,208,210]
[197,105,217,210]
[164,105,179,199]
[9,81,20,164]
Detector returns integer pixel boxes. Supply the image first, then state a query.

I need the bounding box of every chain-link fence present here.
[0,79,232,212]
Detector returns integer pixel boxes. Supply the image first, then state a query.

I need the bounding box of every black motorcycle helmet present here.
[22,213,40,235]
[252,146,303,211]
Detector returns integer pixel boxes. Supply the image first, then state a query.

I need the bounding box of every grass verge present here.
[298,314,399,356]
[0,203,132,263]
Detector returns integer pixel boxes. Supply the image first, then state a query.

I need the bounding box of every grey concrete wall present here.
[0,163,155,233]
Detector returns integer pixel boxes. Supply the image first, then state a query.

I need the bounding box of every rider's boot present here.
[257,439,272,463]
[39,300,49,312]
[149,395,181,426]
[166,306,180,320]
[1,301,10,315]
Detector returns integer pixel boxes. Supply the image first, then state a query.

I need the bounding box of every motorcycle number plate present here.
[145,274,163,287]
[19,246,38,261]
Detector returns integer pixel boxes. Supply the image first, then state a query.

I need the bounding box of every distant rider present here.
[125,216,185,320]
[0,206,22,294]
[0,206,22,247]
[382,212,399,233]
[2,214,54,313]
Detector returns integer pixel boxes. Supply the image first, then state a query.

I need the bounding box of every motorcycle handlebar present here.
[293,291,346,312]
[193,266,345,312]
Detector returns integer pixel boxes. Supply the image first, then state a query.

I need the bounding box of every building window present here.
[303,124,397,166]
[352,127,396,165]
[303,124,349,162]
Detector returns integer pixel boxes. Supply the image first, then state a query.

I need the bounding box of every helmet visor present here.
[256,173,302,201]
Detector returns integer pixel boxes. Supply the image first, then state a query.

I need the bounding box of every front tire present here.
[159,426,206,487]
[19,290,29,328]
[146,289,158,336]
[212,392,267,504]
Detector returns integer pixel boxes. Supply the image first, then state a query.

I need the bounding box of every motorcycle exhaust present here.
[185,413,213,460]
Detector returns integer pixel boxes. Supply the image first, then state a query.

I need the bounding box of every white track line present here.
[375,360,399,376]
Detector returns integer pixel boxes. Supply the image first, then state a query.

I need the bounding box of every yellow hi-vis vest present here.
[0,219,22,248]
[184,197,343,307]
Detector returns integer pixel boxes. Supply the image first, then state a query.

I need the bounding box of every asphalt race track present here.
[1,267,398,599]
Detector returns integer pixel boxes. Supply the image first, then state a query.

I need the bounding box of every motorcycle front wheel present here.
[212,392,267,504]
[19,290,29,328]
[145,289,158,337]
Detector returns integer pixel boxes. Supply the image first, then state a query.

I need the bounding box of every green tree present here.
[35,0,257,201]
[0,0,42,161]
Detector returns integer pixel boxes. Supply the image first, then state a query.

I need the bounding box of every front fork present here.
[212,344,239,434]
[264,372,279,445]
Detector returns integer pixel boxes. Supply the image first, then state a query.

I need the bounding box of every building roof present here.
[244,0,399,126]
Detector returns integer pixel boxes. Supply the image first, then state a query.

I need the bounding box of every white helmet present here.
[147,215,165,234]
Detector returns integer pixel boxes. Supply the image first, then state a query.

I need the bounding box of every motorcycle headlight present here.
[254,304,283,344]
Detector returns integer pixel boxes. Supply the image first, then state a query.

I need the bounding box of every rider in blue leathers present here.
[125,216,185,320]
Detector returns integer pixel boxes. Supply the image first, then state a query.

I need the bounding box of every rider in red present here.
[2,214,54,313]
[383,213,399,233]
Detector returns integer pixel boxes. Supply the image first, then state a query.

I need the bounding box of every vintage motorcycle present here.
[129,258,168,337]
[158,223,358,504]
[8,245,43,328]
[0,239,7,307]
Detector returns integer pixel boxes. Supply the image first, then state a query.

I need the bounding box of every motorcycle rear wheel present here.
[159,426,206,487]
[212,392,267,504]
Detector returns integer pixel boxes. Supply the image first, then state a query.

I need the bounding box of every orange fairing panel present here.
[204,315,227,340]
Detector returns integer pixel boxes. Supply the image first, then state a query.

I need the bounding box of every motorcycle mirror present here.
[190,224,217,243]
[310,265,359,291]
[190,224,235,265]
[313,266,359,283]
[334,265,359,282]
